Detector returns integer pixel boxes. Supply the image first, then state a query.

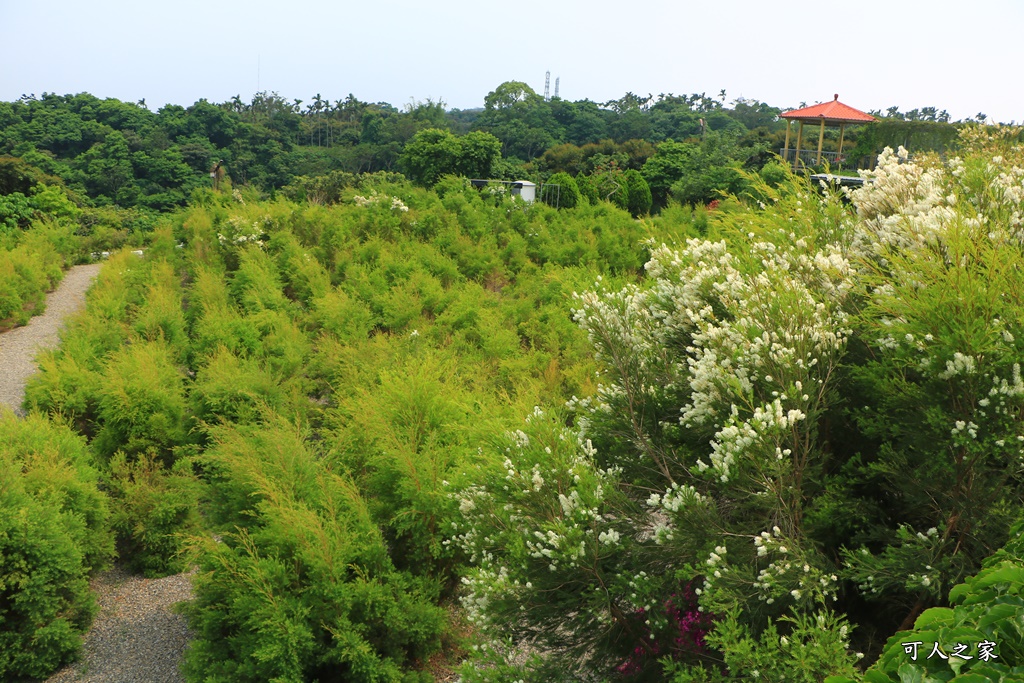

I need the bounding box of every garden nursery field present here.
[6,120,1024,683]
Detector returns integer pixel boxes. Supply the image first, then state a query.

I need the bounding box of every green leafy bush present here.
[106,452,203,577]
[543,172,582,209]
[0,412,113,680]
[575,173,600,206]
[624,168,652,216]
[670,164,747,206]
[829,520,1024,682]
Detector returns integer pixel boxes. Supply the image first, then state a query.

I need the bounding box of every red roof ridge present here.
[781,96,876,123]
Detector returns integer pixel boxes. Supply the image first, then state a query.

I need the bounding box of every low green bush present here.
[544,172,582,209]
[828,520,1024,682]
[185,418,446,682]
[0,412,113,680]
[92,340,190,463]
[106,452,203,577]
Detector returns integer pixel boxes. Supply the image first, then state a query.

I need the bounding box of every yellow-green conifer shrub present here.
[24,344,105,434]
[268,231,332,305]
[228,246,293,314]
[310,289,375,343]
[0,412,113,679]
[106,451,203,577]
[184,417,446,682]
[329,352,476,583]
[0,223,70,327]
[188,348,295,427]
[92,340,190,462]
[131,261,189,361]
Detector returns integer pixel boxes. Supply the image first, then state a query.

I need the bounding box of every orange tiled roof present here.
[781,95,876,124]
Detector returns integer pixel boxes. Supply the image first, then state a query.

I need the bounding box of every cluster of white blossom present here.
[450,414,630,635]
[568,226,855,557]
[352,191,410,212]
[848,146,956,259]
[217,216,267,248]
[748,527,839,605]
[938,351,979,379]
[645,484,707,544]
[651,239,848,482]
[571,277,660,368]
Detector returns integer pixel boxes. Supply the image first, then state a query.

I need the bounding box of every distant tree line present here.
[0,86,978,214]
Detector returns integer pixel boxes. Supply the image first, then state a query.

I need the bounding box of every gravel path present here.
[46,568,196,683]
[0,263,102,413]
[0,260,197,682]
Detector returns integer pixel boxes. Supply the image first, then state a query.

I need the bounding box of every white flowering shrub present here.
[454,131,1024,680]
[217,214,269,248]
[352,191,410,213]
[451,408,642,676]
[839,129,1024,630]
[455,175,864,680]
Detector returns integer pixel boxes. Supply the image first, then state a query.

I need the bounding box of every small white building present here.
[512,180,536,203]
[468,179,538,203]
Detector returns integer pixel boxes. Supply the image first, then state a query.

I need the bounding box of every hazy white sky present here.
[2,0,1021,122]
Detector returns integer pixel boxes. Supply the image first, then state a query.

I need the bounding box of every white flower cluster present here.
[991,362,1024,399]
[751,527,838,605]
[950,420,979,439]
[460,565,528,626]
[450,414,627,632]
[571,280,660,368]
[938,351,978,379]
[352,191,410,212]
[647,483,706,513]
[643,484,708,544]
[707,400,808,482]
[648,240,846,481]
[849,147,955,259]
[625,571,654,613]
[218,215,267,248]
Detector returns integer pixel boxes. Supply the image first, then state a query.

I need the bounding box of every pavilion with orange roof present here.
[780,95,876,168]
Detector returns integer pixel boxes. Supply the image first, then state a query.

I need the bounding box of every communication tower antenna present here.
[554,77,559,99]
[544,71,550,101]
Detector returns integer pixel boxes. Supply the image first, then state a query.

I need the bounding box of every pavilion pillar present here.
[795,121,804,170]
[837,123,846,164]
[816,118,825,165]
[783,119,792,164]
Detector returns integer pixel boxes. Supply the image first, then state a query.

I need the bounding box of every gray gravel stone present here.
[46,568,196,683]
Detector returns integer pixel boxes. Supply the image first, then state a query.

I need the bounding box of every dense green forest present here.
[4,82,1024,682]
[0,83,971,222]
